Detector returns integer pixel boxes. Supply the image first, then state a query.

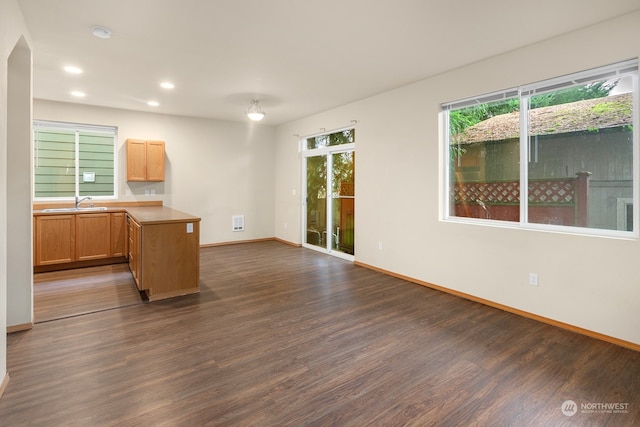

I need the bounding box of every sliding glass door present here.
[303,128,355,259]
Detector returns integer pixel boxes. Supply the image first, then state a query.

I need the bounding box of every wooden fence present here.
[452,172,591,226]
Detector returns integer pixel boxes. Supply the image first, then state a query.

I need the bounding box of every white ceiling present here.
[18,0,640,125]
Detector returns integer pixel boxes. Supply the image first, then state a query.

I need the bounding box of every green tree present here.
[531,80,618,108]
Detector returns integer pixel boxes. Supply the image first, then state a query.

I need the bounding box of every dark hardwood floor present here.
[34,263,144,323]
[2,241,639,426]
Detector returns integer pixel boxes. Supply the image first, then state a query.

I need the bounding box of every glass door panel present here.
[330,151,355,255]
[305,155,327,250]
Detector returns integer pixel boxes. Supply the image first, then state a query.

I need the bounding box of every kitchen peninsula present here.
[33,202,201,301]
[126,206,200,301]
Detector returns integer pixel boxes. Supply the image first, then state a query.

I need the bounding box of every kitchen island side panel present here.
[142,220,200,300]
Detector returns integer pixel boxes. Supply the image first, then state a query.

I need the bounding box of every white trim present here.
[443,58,638,109]
[520,93,529,225]
[521,58,638,96]
[442,88,518,111]
[300,124,356,141]
[33,120,117,135]
[632,72,639,235]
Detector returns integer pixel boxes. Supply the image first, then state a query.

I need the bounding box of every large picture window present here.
[444,60,638,236]
[34,121,117,200]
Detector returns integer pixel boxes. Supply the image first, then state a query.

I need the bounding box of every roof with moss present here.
[453,93,633,144]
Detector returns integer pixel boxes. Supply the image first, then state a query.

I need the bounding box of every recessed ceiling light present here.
[64,65,83,74]
[91,26,112,39]
[160,82,175,89]
[71,91,86,98]
[147,101,159,107]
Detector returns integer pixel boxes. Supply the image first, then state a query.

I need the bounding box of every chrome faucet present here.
[75,195,92,209]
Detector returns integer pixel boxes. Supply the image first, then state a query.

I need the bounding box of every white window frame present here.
[33,120,118,202]
[442,59,639,238]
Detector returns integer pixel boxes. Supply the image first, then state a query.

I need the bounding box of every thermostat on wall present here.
[82,172,95,182]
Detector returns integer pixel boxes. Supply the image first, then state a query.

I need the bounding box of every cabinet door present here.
[146,141,165,181]
[126,139,147,181]
[128,217,135,272]
[128,215,143,290]
[126,139,165,182]
[110,212,128,257]
[76,213,111,261]
[34,215,75,265]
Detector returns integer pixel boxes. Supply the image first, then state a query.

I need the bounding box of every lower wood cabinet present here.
[35,207,200,301]
[111,212,128,257]
[34,211,128,268]
[76,213,111,261]
[126,210,200,300]
[34,214,76,265]
[127,215,142,289]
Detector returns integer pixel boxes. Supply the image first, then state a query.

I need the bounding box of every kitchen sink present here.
[42,206,108,212]
[77,206,108,211]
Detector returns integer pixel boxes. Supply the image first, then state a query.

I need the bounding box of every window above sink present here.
[33,120,118,201]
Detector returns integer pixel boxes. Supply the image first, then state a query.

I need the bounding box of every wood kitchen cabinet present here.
[34,205,199,302]
[34,214,75,265]
[126,207,200,301]
[34,211,128,270]
[111,211,128,257]
[76,212,111,261]
[126,139,165,182]
[127,214,142,289]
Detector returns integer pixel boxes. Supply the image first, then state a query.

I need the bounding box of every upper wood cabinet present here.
[126,139,165,182]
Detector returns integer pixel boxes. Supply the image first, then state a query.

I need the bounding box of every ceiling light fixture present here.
[160,82,175,89]
[91,25,112,39]
[71,91,86,98]
[64,65,83,74]
[147,100,159,107]
[246,100,266,121]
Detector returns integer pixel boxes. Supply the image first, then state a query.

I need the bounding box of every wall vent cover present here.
[232,215,245,231]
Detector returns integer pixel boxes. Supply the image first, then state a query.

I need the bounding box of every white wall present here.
[7,37,32,330]
[275,11,640,345]
[34,101,276,245]
[1,0,32,389]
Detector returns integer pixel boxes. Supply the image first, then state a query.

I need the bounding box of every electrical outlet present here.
[529,273,539,286]
[378,241,383,250]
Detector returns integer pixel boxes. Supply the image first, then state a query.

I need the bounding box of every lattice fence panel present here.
[453,179,576,205]
[527,180,575,204]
